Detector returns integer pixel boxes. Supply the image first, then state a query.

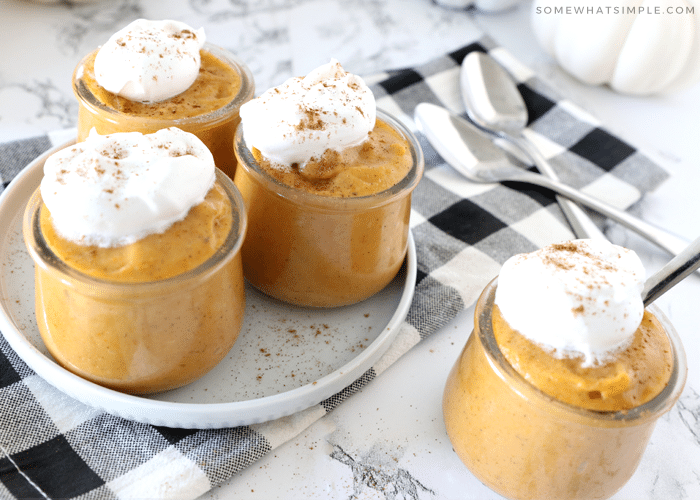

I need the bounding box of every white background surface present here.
[1,1,699,498]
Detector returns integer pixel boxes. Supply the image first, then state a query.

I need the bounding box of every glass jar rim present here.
[23,168,248,295]
[72,42,254,127]
[476,277,688,426]
[233,108,425,211]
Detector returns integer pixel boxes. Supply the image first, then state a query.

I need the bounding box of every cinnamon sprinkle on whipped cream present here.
[94,19,205,103]
[41,127,215,248]
[495,239,646,366]
[239,59,376,168]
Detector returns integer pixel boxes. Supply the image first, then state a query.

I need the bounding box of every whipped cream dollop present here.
[41,127,215,248]
[94,19,206,103]
[239,59,376,168]
[494,239,646,366]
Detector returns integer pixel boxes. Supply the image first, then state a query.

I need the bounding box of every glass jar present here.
[72,43,254,180]
[23,169,248,395]
[442,278,687,500]
[233,109,424,307]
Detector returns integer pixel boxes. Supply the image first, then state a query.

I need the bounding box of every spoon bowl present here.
[460,51,528,135]
[460,51,606,240]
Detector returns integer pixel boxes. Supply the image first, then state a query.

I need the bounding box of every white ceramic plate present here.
[0,141,416,428]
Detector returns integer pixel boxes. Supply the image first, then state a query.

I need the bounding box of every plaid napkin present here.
[0,36,668,499]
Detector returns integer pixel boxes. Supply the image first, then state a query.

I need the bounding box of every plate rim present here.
[0,139,417,428]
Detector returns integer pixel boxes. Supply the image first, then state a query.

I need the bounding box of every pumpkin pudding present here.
[24,128,247,394]
[443,240,687,500]
[72,19,254,179]
[233,60,422,307]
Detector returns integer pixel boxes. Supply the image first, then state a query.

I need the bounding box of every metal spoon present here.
[460,51,606,240]
[643,234,700,305]
[413,102,690,257]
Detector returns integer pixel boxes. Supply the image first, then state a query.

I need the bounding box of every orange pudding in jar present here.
[233,60,423,307]
[443,240,687,500]
[23,128,247,394]
[72,19,254,179]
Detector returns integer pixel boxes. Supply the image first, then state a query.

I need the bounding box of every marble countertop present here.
[2,1,699,499]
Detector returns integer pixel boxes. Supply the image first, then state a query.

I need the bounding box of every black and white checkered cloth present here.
[0,36,668,499]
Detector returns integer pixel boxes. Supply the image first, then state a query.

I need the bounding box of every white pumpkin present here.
[531,0,700,95]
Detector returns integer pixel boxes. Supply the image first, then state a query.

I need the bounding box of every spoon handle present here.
[508,134,608,241]
[510,169,690,256]
[643,234,700,306]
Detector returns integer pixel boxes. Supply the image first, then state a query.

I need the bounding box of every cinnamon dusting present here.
[252,119,411,197]
[82,49,242,117]
[295,106,327,132]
